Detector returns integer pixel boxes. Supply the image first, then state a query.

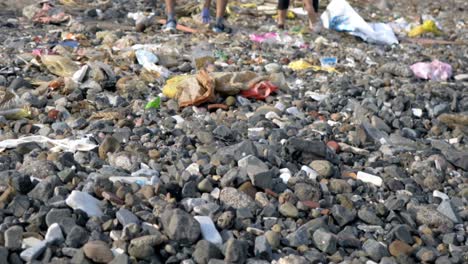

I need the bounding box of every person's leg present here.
[163,0,177,32]
[202,0,211,24]
[277,0,289,29]
[213,0,231,33]
[303,0,318,30]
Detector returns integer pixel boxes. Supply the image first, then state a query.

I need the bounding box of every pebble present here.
[83,240,114,263]
[5,226,23,250]
[116,208,140,226]
[279,202,299,218]
[220,187,256,209]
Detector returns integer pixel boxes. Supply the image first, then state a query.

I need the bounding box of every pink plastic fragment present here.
[410,60,452,81]
[249,32,278,43]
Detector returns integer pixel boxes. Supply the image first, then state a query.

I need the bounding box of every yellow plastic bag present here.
[288,60,314,71]
[162,75,192,99]
[408,20,442,38]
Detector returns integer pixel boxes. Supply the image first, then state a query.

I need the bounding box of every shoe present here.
[212,23,232,34]
[163,19,177,33]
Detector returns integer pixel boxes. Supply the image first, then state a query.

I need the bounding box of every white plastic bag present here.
[321,0,398,45]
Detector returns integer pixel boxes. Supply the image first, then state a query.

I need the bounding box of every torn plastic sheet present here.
[321,0,398,45]
[0,135,97,153]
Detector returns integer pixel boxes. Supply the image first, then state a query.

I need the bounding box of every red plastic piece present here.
[240,81,278,100]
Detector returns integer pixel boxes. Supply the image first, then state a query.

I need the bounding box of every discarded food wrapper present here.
[241,81,278,100]
[410,60,452,81]
[408,20,442,38]
[321,0,398,45]
[320,57,338,68]
[0,135,97,153]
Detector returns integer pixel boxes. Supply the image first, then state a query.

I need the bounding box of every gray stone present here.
[65,225,89,248]
[286,217,327,247]
[312,228,337,254]
[294,182,321,201]
[161,209,201,244]
[116,208,140,227]
[19,159,56,179]
[7,195,30,218]
[130,234,165,247]
[371,115,391,133]
[28,178,56,201]
[358,207,384,226]
[238,155,273,189]
[5,225,23,250]
[362,239,389,261]
[217,140,258,161]
[45,223,64,244]
[0,247,7,263]
[46,208,72,227]
[437,200,461,224]
[128,243,154,260]
[224,238,248,263]
[193,240,223,264]
[109,253,130,264]
[220,187,256,209]
[254,236,272,259]
[392,225,414,244]
[20,241,47,262]
[416,206,454,229]
[331,205,356,226]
